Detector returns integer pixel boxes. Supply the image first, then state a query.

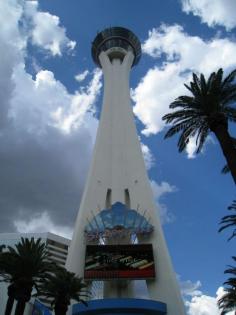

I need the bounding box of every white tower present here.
[66,27,186,315]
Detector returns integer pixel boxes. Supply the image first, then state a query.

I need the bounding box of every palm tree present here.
[0,245,13,315]
[37,267,89,315]
[162,68,236,184]
[0,238,54,315]
[219,200,236,241]
[218,257,236,314]
[5,284,16,315]
[222,138,236,175]
[0,249,16,315]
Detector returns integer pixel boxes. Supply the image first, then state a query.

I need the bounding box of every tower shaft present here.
[66,28,186,315]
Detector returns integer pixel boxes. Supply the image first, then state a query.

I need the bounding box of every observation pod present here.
[91,26,141,67]
[66,27,186,315]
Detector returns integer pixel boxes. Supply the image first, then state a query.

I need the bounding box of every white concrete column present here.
[66,45,186,314]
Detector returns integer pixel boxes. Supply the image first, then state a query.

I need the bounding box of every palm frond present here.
[162,109,202,123]
[200,74,207,96]
[214,68,223,91]
[206,71,216,91]
[0,237,55,306]
[164,118,200,139]
[195,124,209,154]
[218,257,236,314]
[219,200,236,240]
[222,92,236,110]
[222,69,236,88]
[221,165,230,174]
[184,83,193,94]
[162,67,236,166]
[178,126,197,152]
[190,76,201,98]
[37,267,90,310]
[169,95,195,109]
[218,287,236,315]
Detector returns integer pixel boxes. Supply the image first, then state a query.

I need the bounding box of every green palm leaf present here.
[219,200,236,240]
[218,257,236,314]
[162,68,236,183]
[0,238,55,315]
[37,267,90,315]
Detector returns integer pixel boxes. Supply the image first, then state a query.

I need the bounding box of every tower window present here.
[106,189,112,209]
[124,189,130,208]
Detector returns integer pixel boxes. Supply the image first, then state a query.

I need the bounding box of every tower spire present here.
[66,27,186,315]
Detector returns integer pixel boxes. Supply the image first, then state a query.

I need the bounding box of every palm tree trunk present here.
[5,296,14,315]
[5,284,16,315]
[14,300,26,315]
[55,303,68,315]
[212,120,236,184]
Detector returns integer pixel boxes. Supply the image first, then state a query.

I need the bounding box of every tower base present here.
[72,298,167,315]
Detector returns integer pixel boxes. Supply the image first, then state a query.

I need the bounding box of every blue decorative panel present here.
[72,298,167,315]
[32,300,52,315]
[84,202,154,242]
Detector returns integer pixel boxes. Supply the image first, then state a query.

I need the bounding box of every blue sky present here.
[1,0,236,314]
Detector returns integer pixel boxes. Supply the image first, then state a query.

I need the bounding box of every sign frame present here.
[84,244,156,280]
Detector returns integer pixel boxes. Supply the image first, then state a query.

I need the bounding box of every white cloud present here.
[150,180,177,223]
[142,24,236,74]
[151,180,177,200]
[25,0,76,56]
[54,69,102,133]
[0,0,81,134]
[10,65,101,135]
[75,70,89,82]
[133,62,186,135]
[14,212,73,239]
[0,0,26,128]
[180,279,202,297]
[179,277,236,315]
[0,0,25,50]
[181,0,236,30]
[187,293,220,315]
[186,136,198,159]
[141,142,155,170]
[184,286,235,315]
[0,0,101,232]
[132,24,236,155]
[185,135,215,159]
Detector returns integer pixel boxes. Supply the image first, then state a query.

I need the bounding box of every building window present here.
[47,239,68,250]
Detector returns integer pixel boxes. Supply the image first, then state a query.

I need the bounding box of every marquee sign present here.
[84,244,155,280]
[84,202,154,242]
[84,226,153,242]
